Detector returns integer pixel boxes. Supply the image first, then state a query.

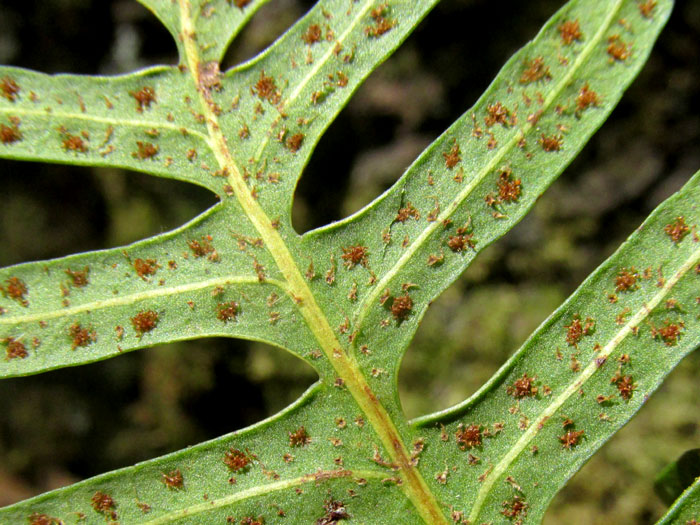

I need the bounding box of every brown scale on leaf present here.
[133,141,159,159]
[456,424,482,450]
[559,429,584,449]
[217,301,239,323]
[341,245,368,269]
[62,133,88,153]
[484,102,509,127]
[607,35,630,61]
[365,4,395,38]
[497,169,522,203]
[539,133,563,152]
[507,373,538,398]
[519,57,551,84]
[188,236,219,261]
[501,496,529,520]
[0,122,22,144]
[252,71,280,104]
[638,0,657,18]
[65,267,89,287]
[664,217,690,243]
[558,19,582,45]
[447,223,476,253]
[131,310,159,336]
[28,513,62,525]
[4,337,28,359]
[576,83,600,113]
[162,469,184,489]
[91,491,117,520]
[2,276,28,306]
[224,448,254,472]
[390,294,413,322]
[651,320,684,346]
[130,86,156,112]
[289,426,311,447]
[1,76,20,101]
[443,141,461,168]
[611,374,636,400]
[565,315,595,347]
[134,258,158,278]
[395,202,420,223]
[69,323,96,349]
[615,267,639,292]
[302,24,322,45]
[286,133,304,152]
[317,498,350,524]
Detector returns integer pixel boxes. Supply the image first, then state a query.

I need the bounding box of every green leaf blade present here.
[657,477,700,525]
[412,169,700,522]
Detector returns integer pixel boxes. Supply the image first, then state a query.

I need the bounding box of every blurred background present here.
[0,0,698,523]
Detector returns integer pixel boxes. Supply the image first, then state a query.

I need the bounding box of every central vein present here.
[176,2,447,523]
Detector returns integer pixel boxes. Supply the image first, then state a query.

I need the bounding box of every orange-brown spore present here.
[615,267,638,292]
[443,142,461,168]
[652,320,684,346]
[497,169,522,203]
[286,133,304,152]
[539,133,563,152]
[565,315,595,347]
[28,513,61,525]
[134,258,158,278]
[252,71,280,104]
[162,469,184,489]
[62,134,88,153]
[341,245,369,269]
[224,448,253,471]
[664,217,690,243]
[507,373,538,398]
[390,294,413,321]
[217,301,239,322]
[65,267,89,287]
[365,4,395,37]
[302,24,322,44]
[456,424,482,450]
[638,0,657,18]
[91,491,117,519]
[1,76,20,101]
[289,426,311,447]
[2,276,28,305]
[485,102,509,127]
[559,429,584,449]
[131,310,159,335]
[0,123,21,144]
[576,83,600,112]
[558,19,582,45]
[69,323,96,349]
[4,337,28,359]
[133,141,159,159]
[519,57,551,84]
[130,86,156,112]
[607,35,630,61]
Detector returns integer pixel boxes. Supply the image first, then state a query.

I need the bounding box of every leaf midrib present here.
[176,1,448,523]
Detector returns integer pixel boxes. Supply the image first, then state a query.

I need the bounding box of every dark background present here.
[0,1,699,522]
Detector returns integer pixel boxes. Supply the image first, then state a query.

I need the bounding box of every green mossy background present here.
[0,0,698,523]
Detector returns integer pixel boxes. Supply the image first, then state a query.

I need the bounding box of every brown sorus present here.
[638,0,657,18]
[289,426,311,447]
[161,469,184,489]
[302,24,322,44]
[1,76,20,101]
[507,373,538,398]
[2,276,28,305]
[131,310,159,335]
[133,141,159,159]
[65,267,89,287]
[130,86,156,112]
[497,169,522,203]
[485,102,509,127]
[615,267,638,292]
[576,83,600,112]
[558,19,582,45]
[217,301,239,322]
[664,217,690,243]
[286,133,304,152]
[4,337,28,359]
[223,448,253,472]
[539,133,562,152]
[341,245,368,269]
[559,429,584,449]
[520,57,551,84]
[69,323,96,349]
[456,424,482,450]
[252,71,280,104]
[390,294,413,321]
[28,513,62,525]
[395,203,420,222]
[62,134,88,153]
[134,258,158,278]
[443,142,461,168]
[0,123,21,144]
[91,491,117,519]
[607,35,630,61]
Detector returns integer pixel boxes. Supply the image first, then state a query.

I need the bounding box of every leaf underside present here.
[2,0,697,524]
